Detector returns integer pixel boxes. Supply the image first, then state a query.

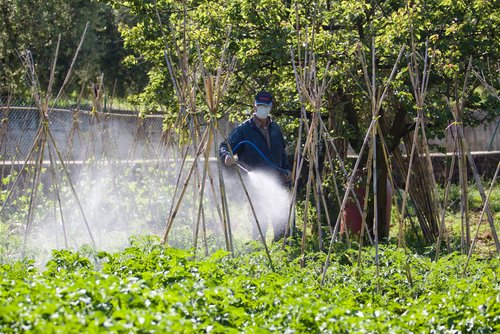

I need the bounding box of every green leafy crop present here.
[0,237,499,333]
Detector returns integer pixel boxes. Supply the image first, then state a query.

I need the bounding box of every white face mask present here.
[255,105,271,119]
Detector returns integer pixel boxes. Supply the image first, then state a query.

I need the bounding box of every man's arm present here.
[219,126,243,166]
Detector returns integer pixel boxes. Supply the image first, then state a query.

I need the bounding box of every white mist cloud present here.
[221,168,291,241]
[26,122,177,259]
[20,138,291,263]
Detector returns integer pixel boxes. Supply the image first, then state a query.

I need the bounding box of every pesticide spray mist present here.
[10,117,291,263]
[222,168,291,241]
[25,163,291,260]
[19,121,179,263]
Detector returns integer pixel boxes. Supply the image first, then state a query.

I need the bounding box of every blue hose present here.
[231,140,289,174]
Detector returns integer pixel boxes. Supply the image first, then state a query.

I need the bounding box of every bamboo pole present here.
[446,59,500,254]
[163,128,210,242]
[193,132,211,257]
[436,141,457,259]
[370,38,381,293]
[455,107,470,254]
[463,139,500,252]
[322,119,375,285]
[376,121,414,284]
[376,122,403,238]
[285,50,309,248]
[215,148,234,253]
[398,114,421,245]
[312,121,324,250]
[47,127,96,247]
[318,117,373,245]
[52,23,89,106]
[163,146,190,242]
[24,126,46,249]
[313,146,334,238]
[47,139,69,248]
[300,151,314,267]
[321,135,342,235]
[282,102,305,248]
[357,142,374,268]
[462,161,499,275]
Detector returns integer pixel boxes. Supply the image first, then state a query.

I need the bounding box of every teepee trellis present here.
[157,27,210,250]
[290,45,335,265]
[321,39,405,286]
[0,26,96,250]
[128,112,158,162]
[193,38,238,257]
[358,40,404,287]
[153,0,206,248]
[286,5,340,258]
[153,1,275,267]
[446,60,500,255]
[397,33,443,252]
[291,36,374,267]
[200,37,275,266]
[289,9,372,262]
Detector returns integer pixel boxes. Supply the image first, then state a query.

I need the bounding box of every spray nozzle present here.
[236,162,250,175]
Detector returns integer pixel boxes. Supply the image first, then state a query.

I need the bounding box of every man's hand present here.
[224,155,236,167]
[284,170,293,182]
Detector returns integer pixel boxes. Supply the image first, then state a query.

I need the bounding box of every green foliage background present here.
[106,0,499,142]
[0,0,148,97]
[2,0,498,140]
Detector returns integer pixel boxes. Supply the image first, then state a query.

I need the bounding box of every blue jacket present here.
[219,116,290,174]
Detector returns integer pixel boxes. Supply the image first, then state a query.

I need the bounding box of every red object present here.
[341,179,392,236]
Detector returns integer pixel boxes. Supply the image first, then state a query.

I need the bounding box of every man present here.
[219,90,292,242]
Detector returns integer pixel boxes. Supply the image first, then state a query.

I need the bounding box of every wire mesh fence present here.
[0,97,167,162]
[0,97,237,164]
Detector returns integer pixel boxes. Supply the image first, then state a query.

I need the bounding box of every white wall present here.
[430,116,500,152]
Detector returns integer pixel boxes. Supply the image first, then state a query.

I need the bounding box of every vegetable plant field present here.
[1,237,499,333]
[2,0,500,332]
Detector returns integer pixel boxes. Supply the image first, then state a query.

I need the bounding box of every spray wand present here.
[236,162,250,174]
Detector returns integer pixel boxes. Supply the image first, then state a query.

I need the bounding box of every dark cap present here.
[255,91,273,106]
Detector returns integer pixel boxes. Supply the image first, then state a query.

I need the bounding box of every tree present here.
[109,0,499,241]
[0,0,145,98]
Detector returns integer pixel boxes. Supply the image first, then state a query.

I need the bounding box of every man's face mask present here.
[255,105,271,119]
